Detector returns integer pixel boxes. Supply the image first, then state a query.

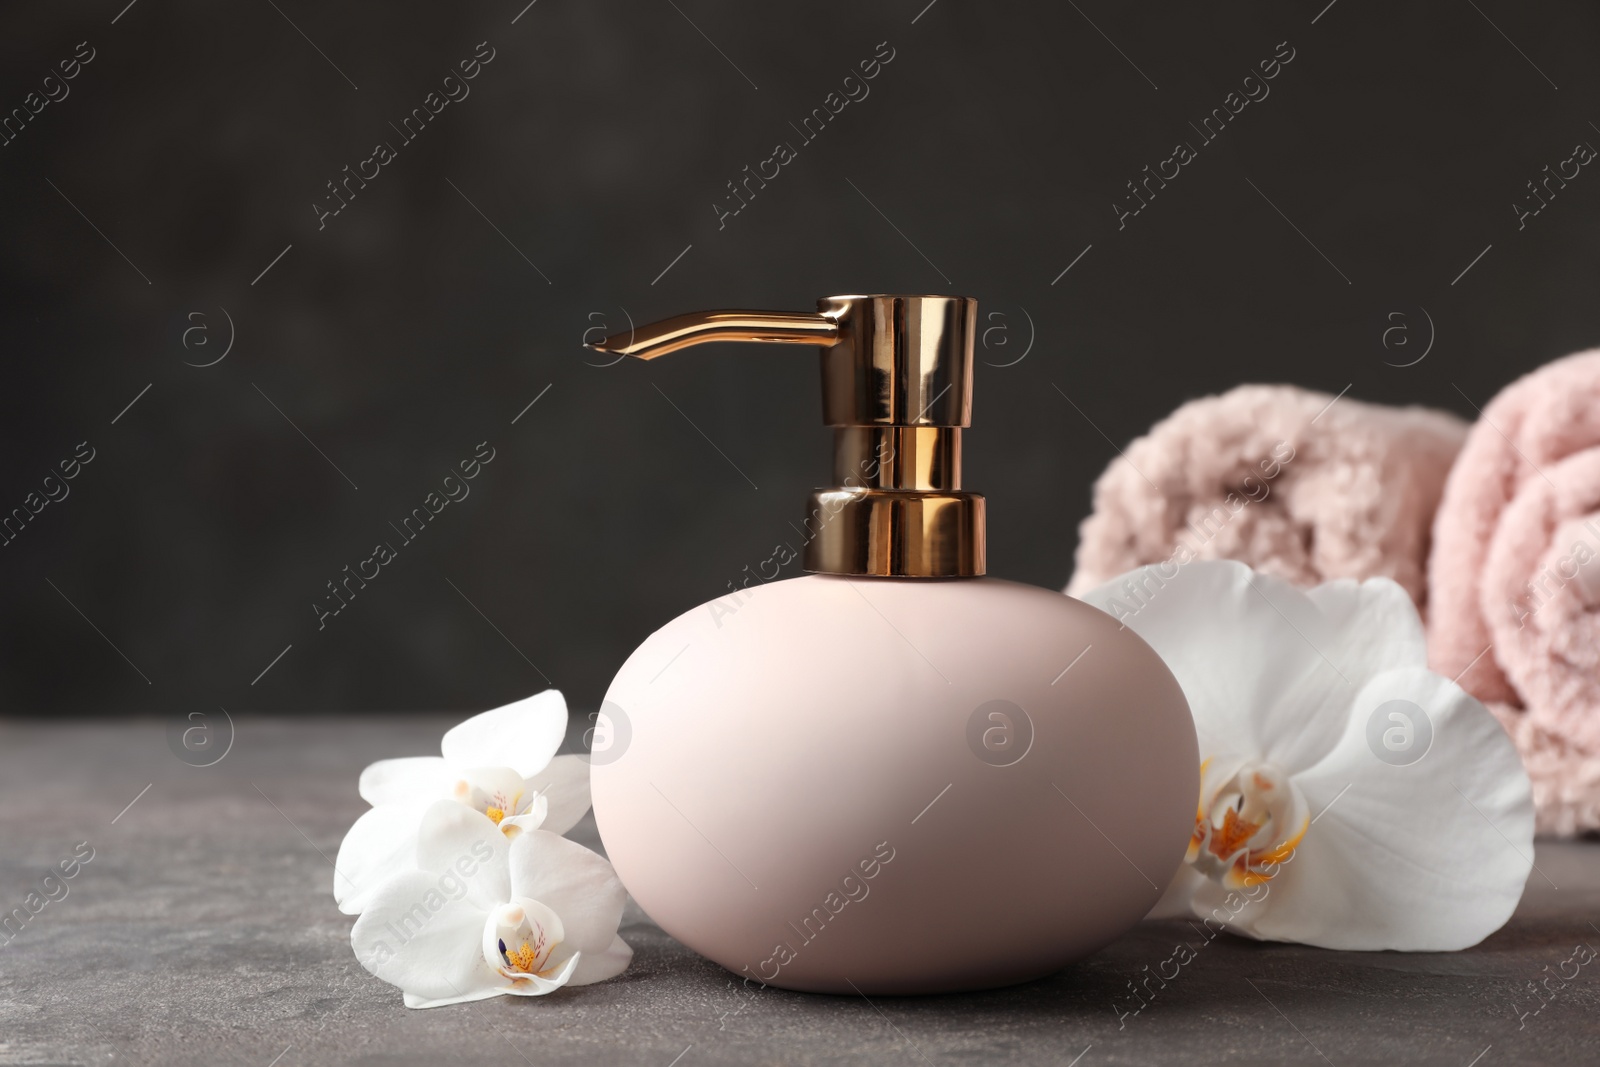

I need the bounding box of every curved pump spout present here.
[585,294,983,577]
[588,310,838,361]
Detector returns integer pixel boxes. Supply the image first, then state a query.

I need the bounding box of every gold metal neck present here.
[589,294,985,578]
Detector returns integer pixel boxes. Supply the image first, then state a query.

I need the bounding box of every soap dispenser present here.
[588,295,1198,995]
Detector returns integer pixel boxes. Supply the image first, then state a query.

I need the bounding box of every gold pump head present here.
[589,294,984,578]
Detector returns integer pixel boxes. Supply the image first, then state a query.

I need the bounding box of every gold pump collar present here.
[588,294,985,578]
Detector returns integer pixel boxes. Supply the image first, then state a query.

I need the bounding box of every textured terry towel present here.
[1428,350,1600,835]
[1066,385,1468,607]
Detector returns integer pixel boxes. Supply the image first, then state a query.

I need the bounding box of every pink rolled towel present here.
[1066,385,1468,607]
[1429,349,1600,836]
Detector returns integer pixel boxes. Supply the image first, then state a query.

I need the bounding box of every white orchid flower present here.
[335,690,592,915]
[351,800,632,1008]
[1080,560,1534,951]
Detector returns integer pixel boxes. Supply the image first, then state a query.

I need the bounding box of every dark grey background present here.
[2,0,1596,715]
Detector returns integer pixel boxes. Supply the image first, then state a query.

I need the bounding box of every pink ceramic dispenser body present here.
[592,574,1198,994]
[585,294,1198,994]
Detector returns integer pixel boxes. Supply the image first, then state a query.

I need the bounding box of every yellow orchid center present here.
[487,900,566,982]
[1188,758,1308,889]
[504,939,541,972]
[452,777,525,832]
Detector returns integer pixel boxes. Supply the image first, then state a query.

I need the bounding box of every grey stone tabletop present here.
[2,715,1596,1067]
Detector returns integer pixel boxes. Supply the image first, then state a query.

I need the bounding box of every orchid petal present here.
[502,949,581,996]
[351,870,499,1008]
[1146,865,1208,921]
[333,800,431,915]
[442,690,567,778]
[496,797,550,839]
[1080,561,1350,770]
[523,754,593,836]
[508,831,628,954]
[570,935,634,986]
[1304,577,1427,678]
[1243,668,1534,950]
[416,800,511,911]
[402,987,504,1009]
[359,757,452,807]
